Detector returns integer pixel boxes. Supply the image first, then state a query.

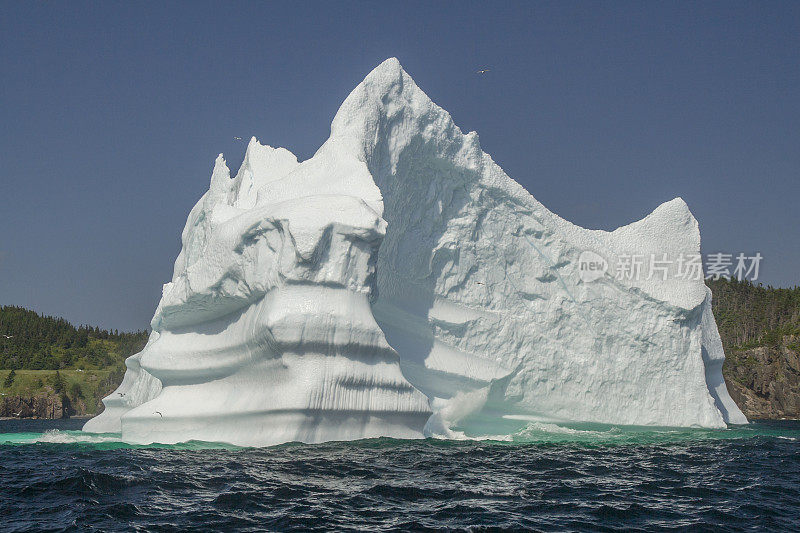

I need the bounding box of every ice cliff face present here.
[84,58,746,445]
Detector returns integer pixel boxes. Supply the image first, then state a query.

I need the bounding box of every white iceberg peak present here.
[209,154,230,190]
[229,137,299,209]
[84,58,745,445]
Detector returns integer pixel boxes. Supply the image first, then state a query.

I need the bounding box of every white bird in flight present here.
[476,68,491,75]
[234,136,243,141]
[1,334,12,339]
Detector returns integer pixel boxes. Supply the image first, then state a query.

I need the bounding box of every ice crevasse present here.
[83,58,747,445]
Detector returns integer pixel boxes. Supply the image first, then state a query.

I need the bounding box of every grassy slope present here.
[1,369,119,415]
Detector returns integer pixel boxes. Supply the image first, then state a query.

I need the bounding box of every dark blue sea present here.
[1,419,798,532]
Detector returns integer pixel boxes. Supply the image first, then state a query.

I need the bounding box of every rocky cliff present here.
[1,394,74,419]
[723,335,800,419]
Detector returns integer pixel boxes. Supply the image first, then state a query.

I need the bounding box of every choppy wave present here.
[1,420,799,531]
[35,429,124,444]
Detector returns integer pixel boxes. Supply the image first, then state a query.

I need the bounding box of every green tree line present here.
[707,278,800,349]
[0,305,148,370]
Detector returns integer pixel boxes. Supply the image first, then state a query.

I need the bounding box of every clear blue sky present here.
[1,1,798,331]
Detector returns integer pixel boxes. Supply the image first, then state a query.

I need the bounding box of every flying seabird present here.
[234,136,243,141]
[154,411,163,418]
[1,334,12,339]
[475,68,491,75]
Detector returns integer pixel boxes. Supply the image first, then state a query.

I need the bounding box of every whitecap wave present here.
[35,429,123,444]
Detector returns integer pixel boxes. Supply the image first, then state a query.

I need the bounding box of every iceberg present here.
[84,58,746,445]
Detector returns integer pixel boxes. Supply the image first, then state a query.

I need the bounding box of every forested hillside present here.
[0,305,147,370]
[708,278,800,419]
[708,279,800,349]
[0,306,148,417]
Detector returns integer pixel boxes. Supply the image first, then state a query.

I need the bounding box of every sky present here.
[1,1,798,332]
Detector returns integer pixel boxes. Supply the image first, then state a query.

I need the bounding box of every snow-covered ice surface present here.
[84,58,746,446]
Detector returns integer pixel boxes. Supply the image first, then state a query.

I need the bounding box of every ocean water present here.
[1,419,798,532]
